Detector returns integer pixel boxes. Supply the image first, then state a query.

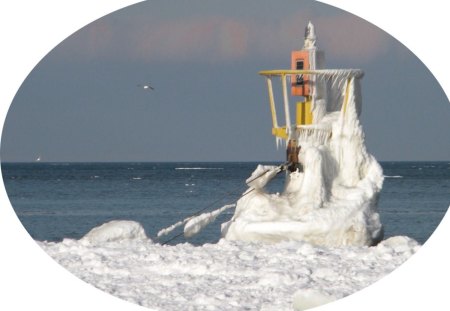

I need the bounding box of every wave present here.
[384,175,403,178]
[175,167,223,170]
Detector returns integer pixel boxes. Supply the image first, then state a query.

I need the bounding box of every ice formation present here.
[222,74,385,247]
[156,204,236,239]
[81,220,149,244]
[184,204,236,238]
[39,220,420,311]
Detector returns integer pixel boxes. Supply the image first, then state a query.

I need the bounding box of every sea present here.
[2,161,449,246]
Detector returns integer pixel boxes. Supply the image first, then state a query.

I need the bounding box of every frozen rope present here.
[184,204,236,238]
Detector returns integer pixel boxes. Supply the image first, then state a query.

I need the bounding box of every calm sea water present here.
[2,162,449,245]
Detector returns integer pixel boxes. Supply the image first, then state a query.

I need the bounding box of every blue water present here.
[2,162,449,245]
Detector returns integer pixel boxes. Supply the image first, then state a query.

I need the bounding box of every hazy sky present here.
[1,0,449,162]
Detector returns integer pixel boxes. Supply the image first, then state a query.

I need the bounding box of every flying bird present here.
[137,84,154,91]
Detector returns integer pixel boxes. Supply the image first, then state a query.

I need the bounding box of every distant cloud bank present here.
[56,6,390,64]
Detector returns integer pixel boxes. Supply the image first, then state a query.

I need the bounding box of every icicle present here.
[297,127,332,147]
[276,136,283,150]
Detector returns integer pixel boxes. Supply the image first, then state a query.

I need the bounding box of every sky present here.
[1,0,449,162]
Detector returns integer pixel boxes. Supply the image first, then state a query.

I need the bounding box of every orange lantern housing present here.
[291,50,311,96]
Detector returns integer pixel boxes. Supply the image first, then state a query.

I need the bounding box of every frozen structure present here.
[221,22,384,247]
[155,22,384,247]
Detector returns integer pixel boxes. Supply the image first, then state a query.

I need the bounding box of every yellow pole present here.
[342,77,352,115]
[281,74,291,138]
[266,77,278,129]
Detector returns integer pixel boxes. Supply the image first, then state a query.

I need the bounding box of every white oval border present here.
[1,1,449,310]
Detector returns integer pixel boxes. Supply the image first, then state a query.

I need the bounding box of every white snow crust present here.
[39,220,420,311]
[222,76,384,247]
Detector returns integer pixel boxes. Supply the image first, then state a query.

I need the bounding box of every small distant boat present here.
[35,156,41,162]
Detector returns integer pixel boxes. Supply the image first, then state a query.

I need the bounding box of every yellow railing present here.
[258,69,364,78]
[259,69,362,140]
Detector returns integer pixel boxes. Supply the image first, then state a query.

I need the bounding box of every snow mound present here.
[377,236,421,255]
[81,220,150,244]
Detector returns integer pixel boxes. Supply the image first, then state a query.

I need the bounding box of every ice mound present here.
[222,78,384,247]
[82,220,151,244]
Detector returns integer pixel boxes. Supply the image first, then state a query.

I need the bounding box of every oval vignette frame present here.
[0,1,448,310]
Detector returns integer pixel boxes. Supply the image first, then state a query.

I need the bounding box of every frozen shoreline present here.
[39,220,420,311]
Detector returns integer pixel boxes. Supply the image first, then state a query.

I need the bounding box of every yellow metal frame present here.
[260,69,360,140]
[258,69,364,78]
[272,127,288,139]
